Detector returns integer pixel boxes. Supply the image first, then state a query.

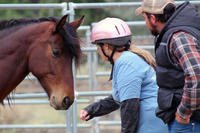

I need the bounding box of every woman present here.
[79,17,167,133]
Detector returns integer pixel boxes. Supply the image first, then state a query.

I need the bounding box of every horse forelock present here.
[59,23,82,67]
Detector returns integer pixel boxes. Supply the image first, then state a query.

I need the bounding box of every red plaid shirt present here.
[169,31,200,119]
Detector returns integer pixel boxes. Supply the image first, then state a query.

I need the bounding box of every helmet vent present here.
[115,25,120,35]
[121,24,126,33]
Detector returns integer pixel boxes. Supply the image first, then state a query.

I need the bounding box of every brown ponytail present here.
[129,45,156,68]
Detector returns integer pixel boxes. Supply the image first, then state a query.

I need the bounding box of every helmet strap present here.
[109,47,116,80]
[100,45,116,80]
[109,64,114,81]
[108,47,116,65]
[100,45,109,59]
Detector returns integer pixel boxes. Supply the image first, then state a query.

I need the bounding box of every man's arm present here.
[169,31,200,123]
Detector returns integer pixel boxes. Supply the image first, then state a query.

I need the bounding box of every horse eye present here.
[52,48,61,57]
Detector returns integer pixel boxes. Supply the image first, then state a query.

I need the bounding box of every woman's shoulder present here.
[115,51,154,76]
[119,51,149,66]
[120,51,140,61]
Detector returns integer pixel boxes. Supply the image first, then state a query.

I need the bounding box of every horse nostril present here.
[62,96,71,109]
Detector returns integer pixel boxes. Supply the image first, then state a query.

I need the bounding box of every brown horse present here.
[0,15,84,110]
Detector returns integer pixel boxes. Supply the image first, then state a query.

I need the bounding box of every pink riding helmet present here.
[90,17,132,46]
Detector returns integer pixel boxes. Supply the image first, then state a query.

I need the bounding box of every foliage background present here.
[0,0,139,24]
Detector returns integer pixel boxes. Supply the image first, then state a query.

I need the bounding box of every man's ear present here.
[150,14,157,25]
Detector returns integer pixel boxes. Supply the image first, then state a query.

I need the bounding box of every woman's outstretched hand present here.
[80,110,90,121]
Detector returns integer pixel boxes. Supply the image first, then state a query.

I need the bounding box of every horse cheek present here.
[29,57,42,76]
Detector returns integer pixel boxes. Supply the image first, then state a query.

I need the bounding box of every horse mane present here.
[61,23,82,66]
[0,17,57,31]
[0,16,82,66]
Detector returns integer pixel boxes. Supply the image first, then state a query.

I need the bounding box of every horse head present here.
[28,15,84,110]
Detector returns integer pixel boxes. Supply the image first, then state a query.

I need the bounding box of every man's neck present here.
[157,22,166,33]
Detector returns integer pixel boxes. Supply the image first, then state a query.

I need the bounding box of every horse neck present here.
[0,22,54,102]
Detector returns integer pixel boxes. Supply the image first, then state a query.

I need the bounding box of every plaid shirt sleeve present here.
[169,31,200,119]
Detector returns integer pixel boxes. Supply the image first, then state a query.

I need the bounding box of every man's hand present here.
[175,111,190,124]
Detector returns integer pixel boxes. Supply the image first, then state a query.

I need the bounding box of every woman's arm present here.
[80,95,120,121]
[120,98,140,133]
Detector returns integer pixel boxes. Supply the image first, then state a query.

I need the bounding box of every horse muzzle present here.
[50,96,74,110]
[62,96,74,110]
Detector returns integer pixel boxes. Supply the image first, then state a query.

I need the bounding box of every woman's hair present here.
[129,45,156,68]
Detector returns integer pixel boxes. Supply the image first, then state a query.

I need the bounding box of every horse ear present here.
[70,15,84,30]
[55,14,68,32]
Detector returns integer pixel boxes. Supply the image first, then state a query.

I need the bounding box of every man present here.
[136,0,200,132]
